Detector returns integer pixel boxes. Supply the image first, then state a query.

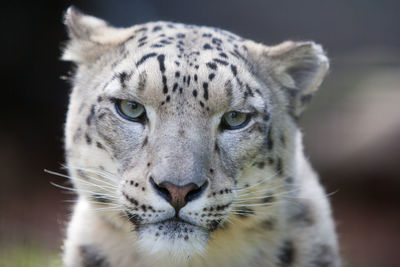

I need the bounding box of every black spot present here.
[263,112,270,121]
[175,71,180,78]
[97,96,103,102]
[203,82,209,100]
[267,128,273,150]
[118,71,132,88]
[194,65,199,69]
[219,52,228,58]
[166,95,171,102]
[157,54,166,73]
[199,101,204,107]
[96,142,105,150]
[173,83,178,92]
[176,33,186,38]
[136,52,157,66]
[208,73,215,81]
[134,27,147,33]
[192,90,198,97]
[206,62,217,70]
[230,64,237,76]
[138,36,147,43]
[79,245,109,267]
[85,133,92,145]
[187,75,191,86]
[194,74,198,82]
[245,84,254,97]
[213,58,229,66]
[179,87,183,94]
[151,44,164,48]
[215,143,219,152]
[152,26,162,32]
[162,75,168,94]
[202,33,212,38]
[160,39,171,45]
[268,157,274,164]
[142,136,148,148]
[203,43,212,50]
[278,240,295,266]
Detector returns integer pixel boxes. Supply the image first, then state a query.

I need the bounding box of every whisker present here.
[234,171,280,192]
[50,182,116,197]
[63,165,118,183]
[46,169,117,194]
[50,168,117,187]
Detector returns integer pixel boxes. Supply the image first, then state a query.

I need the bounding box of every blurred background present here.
[1,1,399,266]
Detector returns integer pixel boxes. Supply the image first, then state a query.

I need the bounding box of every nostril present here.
[150,177,171,202]
[185,180,209,203]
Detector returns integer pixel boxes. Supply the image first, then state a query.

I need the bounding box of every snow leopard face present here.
[62,6,328,261]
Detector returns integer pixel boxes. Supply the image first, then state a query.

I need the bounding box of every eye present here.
[115,100,146,122]
[221,111,251,130]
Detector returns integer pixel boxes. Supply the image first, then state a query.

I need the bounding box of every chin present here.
[137,219,210,263]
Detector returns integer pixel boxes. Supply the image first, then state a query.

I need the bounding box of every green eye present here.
[116,100,146,122]
[221,111,251,130]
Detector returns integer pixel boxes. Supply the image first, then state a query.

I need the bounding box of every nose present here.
[150,177,208,213]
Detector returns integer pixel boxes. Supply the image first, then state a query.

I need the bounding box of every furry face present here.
[61,7,339,267]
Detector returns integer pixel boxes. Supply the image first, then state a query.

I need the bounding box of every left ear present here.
[245,40,329,119]
[62,6,135,64]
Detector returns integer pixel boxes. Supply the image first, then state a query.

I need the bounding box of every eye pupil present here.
[231,111,238,118]
[128,102,137,110]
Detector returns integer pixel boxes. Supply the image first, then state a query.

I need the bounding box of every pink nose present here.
[150,177,208,213]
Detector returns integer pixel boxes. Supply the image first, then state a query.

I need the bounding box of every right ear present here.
[62,6,134,64]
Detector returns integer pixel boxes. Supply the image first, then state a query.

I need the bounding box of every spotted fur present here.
[61,6,340,267]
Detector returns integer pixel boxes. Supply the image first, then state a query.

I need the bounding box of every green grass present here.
[0,243,61,267]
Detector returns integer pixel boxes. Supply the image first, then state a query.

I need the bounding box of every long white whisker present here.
[46,169,117,194]
[50,182,116,197]
[67,166,118,183]
[50,168,117,187]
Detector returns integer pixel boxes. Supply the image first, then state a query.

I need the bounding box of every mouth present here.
[141,217,204,237]
[136,217,210,259]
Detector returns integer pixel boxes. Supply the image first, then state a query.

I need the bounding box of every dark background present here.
[1,1,399,266]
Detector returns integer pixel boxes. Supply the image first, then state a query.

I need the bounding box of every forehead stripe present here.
[136,53,157,66]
